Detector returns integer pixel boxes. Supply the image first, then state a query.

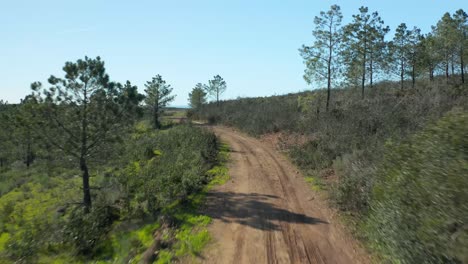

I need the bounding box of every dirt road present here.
[197,126,369,264]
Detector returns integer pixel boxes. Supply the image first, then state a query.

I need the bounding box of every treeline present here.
[299,5,467,109]
[0,57,222,262]
[193,6,468,264]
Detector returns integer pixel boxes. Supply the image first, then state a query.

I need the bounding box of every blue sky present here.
[0,0,464,106]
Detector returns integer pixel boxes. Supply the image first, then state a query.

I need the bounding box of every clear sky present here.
[0,0,464,106]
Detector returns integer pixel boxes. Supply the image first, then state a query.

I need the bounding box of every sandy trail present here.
[197,126,369,264]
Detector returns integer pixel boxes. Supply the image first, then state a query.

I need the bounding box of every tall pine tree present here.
[300,4,343,111]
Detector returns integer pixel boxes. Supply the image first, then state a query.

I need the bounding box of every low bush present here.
[365,110,468,264]
[197,94,302,135]
[0,179,81,262]
[118,124,218,215]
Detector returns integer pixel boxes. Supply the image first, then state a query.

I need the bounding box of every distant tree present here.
[343,6,389,98]
[453,9,468,83]
[205,75,226,106]
[188,83,207,110]
[434,13,457,82]
[419,33,439,81]
[367,20,390,88]
[118,80,146,118]
[407,27,422,88]
[390,23,411,89]
[144,75,175,129]
[0,97,38,170]
[390,24,420,89]
[31,56,141,213]
[300,4,343,111]
[14,96,39,168]
[0,101,12,170]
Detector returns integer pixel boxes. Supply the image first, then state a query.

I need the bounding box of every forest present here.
[194,6,468,264]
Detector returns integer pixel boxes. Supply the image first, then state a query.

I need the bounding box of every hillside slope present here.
[194,80,468,263]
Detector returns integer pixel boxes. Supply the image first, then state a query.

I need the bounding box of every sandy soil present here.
[195,126,369,264]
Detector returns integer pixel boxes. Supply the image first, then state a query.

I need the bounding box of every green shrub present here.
[332,151,376,214]
[289,139,337,171]
[63,204,119,255]
[0,178,80,263]
[199,94,302,135]
[118,124,218,215]
[365,110,468,263]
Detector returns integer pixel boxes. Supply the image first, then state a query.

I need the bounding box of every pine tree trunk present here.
[80,157,92,213]
[154,108,159,129]
[429,65,434,81]
[81,85,92,213]
[25,131,34,168]
[361,52,366,99]
[326,44,332,112]
[26,141,31,168]
[446,60,450,83]
[154,100,160,129]
[46,143,52,176]
[451,57,455,76]
[412,64,415,88]
[400,61,404,90]
[461,47,465,84]
[369,54,373,89]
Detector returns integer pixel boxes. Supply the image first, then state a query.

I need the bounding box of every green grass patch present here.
[154,250,172,264]
[175,229,210,257]
[304,176,323,191]
[207,167,229,187]
[0,233,10,252]
[167,110,187,118]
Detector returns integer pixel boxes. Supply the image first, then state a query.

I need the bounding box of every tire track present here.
[196,126,370,264]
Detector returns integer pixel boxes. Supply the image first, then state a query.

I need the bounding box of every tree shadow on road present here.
[202,191,328,231]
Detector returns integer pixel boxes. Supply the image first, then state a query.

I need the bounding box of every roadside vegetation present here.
[0,57,228,263]
[192,6,468,264]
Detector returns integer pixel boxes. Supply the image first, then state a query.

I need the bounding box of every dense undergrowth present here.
[195,79,468,263]
[0,122,228,263]
[366,110,467,263]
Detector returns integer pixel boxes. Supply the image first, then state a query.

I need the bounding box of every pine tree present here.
[144,75,175,129]
[189,83,207,110]
[300,4,343,111]
[391,23,411,89]
[434,13,457,82]
[453,9,468,83]
[343,6,389,98]
[407,27,422,88]
[390,24,421,89]
[205,75,226,106]
[419,33,438,81]
[31,56,140,213]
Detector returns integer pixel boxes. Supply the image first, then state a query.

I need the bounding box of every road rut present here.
[198,126,369,264]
